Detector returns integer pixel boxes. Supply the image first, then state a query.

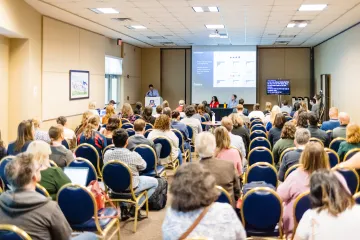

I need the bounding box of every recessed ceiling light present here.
[192,7,204,12]
[90,8,119,14]
[287,23,296,28]
[220,34,228,39]
[209,33,218,38]
[126,25,146,30]
[205,24,225,29]
[298,23,308,28]
[208,6,219,12]
[299,4,327,11]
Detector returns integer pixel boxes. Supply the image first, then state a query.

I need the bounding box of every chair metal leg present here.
[145,192,149,217]
[117,219,121,240]
[133,205,138,233]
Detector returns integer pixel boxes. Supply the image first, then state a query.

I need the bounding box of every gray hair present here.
[179,100,185,105]
[295,128,311,145]
[6,153,39,189]
[195,132,216,158]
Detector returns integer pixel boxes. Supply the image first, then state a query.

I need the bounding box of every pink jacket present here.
[216,148,242,175]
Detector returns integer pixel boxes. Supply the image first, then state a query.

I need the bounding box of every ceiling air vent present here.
[112,18,132,22]
[160,42,176,46]
[274,41,289,45]
[278,35,296,38]
[147,36,165,39]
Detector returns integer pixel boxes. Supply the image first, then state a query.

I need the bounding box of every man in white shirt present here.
[248,103,265,121]
[56,116,77,149]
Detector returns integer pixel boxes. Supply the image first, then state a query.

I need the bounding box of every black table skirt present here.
[211,108,235,121]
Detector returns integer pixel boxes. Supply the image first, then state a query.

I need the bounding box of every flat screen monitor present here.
[266,79,290,95]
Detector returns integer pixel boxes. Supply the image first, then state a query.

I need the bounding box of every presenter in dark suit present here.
[146,84,159,97]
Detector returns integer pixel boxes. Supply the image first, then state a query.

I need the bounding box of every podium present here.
[145,97,163,114]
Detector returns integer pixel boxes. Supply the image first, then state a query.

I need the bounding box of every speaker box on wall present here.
[320,74,331,121]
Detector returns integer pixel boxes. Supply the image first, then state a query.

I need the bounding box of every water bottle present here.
[224,102,227,108]
[212,112,216,124]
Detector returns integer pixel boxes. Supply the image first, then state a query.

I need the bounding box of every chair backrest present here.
[293,191,311,231]
[326,130,333,141]
[61,139,70,149]
[0,156,15,189]
[152,137,172,159]
[329,137,346,152]
[249,137,271,151]
[0,224,32,240]
[250,124,266,133]
[134,144,157,173]
[121,118,130,124]
[250,131,267,141]
[344,148,360,161]
[144,129,153,138]
[102,161,135,197]
[309,137,324,147]
[284,164,301,180]
[102,144,115,159]
[201,116,207,123]
[126,128,136,137]
[171,129,184,151]
[121,123,134,130]
[250,119,262,126]
[246,162,278,187]
[186,125,194,141]
[354,192,360,204]
[279,147,297,165]
[336,168,359,195]
[145,123,153,131]
[241,187,283,237]
[68,157,98,185]
[36,183,50,197]
[248,147,274,166]
[74,143,100,175]
[324,148,340,168]
[134,114,142,120]
[215,186,233,206]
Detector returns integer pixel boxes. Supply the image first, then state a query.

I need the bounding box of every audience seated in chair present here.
[277,142,348,236]
[214,126,242,175]
[26,141,71,200]
[307,112,328,146]
[197,103,210,121]
[236,104,250,127]
[180,105,202,140]
[268,113,286,146]
[168,109,191,160]
[48,125,74,168]
[239,98,249,116]
[0,131,5,160]
[229,113,250,153]
[294,170,359,240]
[221,117,246,158]
[88,101,99,116]
[77,115,107,161]
[133,101,143,115]
[162,163,246,240]
[32,118,51,144]
[127,119,161,159]
[291,102,300,118]
[100,116,120,145]
[148,115,183,165]
[120,103,137,124]
[196,132,240,206]
[296,111,309,129]
[272,122,296,165]
[263,101,272,115]
[278,128,310,182]
[7,120,34,156]
[56,116,77,150]
[103,129,158,220]
[320,107,340,131]
[74,111,94,137]
[175,99,185,113]
[142,106,156,125]
[333,112,350,139]
[338,152,360,169]
[280,99,292,115]
[337,123,360,161]
[153,105,163,118]
[264,105,281,131]
[248,103,265,122]
[101,104,116,125]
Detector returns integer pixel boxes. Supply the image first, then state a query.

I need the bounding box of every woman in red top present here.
[209,96,219,108]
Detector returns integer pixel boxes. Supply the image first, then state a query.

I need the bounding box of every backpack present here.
[146,177,168,210]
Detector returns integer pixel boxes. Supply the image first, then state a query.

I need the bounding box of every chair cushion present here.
[71,208,118,231]
[142,165,165,176]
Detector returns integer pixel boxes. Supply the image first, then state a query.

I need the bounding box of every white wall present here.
[315,24,360,123]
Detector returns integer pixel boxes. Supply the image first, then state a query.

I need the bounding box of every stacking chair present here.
[249,137,271,151]
[201,116,207,131]
[241,187,283,238]
[250,118,262,125]
[246,162,278,188]
[251,124,266,133]
[279,147,297,166]
[335,168,359,194]
[0,224,32,240]
[309,137,324,147]
[62,139,70,149]
[293,191,311,236]
[36,183,50,197]
[126,128,136,137]
[134,144,165,177]
[145,123,153,131]
[326,130,333,142]
[0,156,15,190]
[285,116,292,122]
[57,184,120,239]
[68,157,98,185]
[250,131,267,141]
[121,123,134,130]
[49,160,58,167]
[74,144,101,176]
[134,114,142,120]
[248,147,274,166]
[102,144,115,160]
[153,136,180,170]
[144,129,153,138]
[329,137,346,153]
[215,186,233,206]
[102,161,149,233]
[171,129,190,162]
[324,148,340,168]
[284,164,301,180]
[344,148,360,161]
[353,192,360,204]
[121,118,130,124]
[186,125,195,144]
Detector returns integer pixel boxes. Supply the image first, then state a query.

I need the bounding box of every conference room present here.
[1,0,360,239]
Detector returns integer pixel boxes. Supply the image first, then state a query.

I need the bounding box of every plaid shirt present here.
[35,130,51,143]
[103,148,146,188]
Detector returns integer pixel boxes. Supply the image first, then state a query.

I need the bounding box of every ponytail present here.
[84,116,100,139]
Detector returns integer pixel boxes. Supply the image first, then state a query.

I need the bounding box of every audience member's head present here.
[221,117,233,132]
[32,118,41,130]
[154,114,171,131]
[134,119,146,134]
[299,142,329,174]
[106,117,120,132]
[121,103,134,117]
[297,112,309,128]
[214,126,231,152]
[185,105,196,118]
[163,107,172,118]
[293,102,300,112]
[15,120,35,152]
[253,103,260,111]
[105,104,115,117]
[26,140,51,167]
[56,116,67,127]
[270,106,282,124]
[162,100,170,108]
[179,100,185,106]
[236,104,244,113]
[265,102,272,111]
[300,101,308,111]
[231,94,237,101]
[170,162,218,212]
[202,101,208,106]
[195,132,216,159]
[281,122,296,140]
[274,113,286,129]
[212,96,219,102]
[143,106,153,118]
[81,111,94,126]
[135,102,142,110]
[309,169,354,216]
[197,104,206,115]
[108,100,116,106]
[156,105,163,114]
[6,153,40,190]
[282,99,289,106]
[88,102,96,110]
[49,125,64,145]
[239,98,245,105]
[229,113,244,128]
[329,107,339,119]
[308,112,319,126]
[172,110,181,120]
[346,123,360,144]
[112,129,129,148]
[294,128,310,147]
[339,112,350,126]
[84,115,100,138]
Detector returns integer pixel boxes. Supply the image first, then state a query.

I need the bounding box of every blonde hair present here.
[26,140,51,167]
[32,118,41,129]
[270,105,281,124]
[265,102,272,111]
[221,116,233,132]
[229,113,244,127]
[88,102,96,110]
[346,123,360,144]
[121,103,133,118]
[162,100,170,108]
[300,101,308,111]
[84,115,100,139]
[102,105,116,124]
[214,126,231,155]
[299,142,330,175]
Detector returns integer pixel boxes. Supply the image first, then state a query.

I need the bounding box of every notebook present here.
[63,167,89,186]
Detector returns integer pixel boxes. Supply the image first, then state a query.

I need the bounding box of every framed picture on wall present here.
[69,70,90,100]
